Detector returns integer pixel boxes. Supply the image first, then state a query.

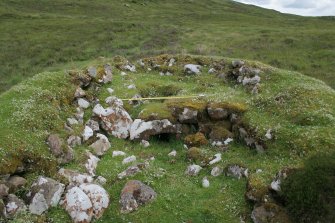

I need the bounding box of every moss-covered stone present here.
[209,125,234,141]
[112,56,128,69]
[96,66,107,80]
[187,147,204,161]
[184,132,208,147]
[166,99,208,112]
[245,174,269,203]
[0,154,23,175]
[208,102,248,114]
[199,120,232,137]
[142,54,174,67]
[69,70,92,87]
[138,103,176,122]
[178,55,213,66]
[156,65,180,74]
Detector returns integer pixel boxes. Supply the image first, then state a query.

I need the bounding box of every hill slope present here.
[0,54,334,222]
[0,0,334,93]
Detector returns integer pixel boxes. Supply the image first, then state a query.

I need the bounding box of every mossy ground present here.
[0,55,334,222]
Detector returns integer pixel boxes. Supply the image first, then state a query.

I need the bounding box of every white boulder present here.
[122,155,136,165]
[82,126,94,141]
[78,98,90,109]
[184,64,202,74]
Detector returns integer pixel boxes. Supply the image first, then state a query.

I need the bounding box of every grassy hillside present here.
[0,54,334,222]
[0,0,334,93]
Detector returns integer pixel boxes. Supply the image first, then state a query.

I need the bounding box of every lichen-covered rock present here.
[79,184,109,219]
[230,64,262,93]
[99,64,113,84]
[122,155,136,165]
[168,58,175,67]
[123,64,136,72]
[208,68,216,74]
[75,107,85,124]
[178,108,198,124]
[89,133,111,156]
[243,75,261,86]
[207,106,229,120]
[185,164,202,176]
[184,132,208,147]
[129,119,178,140]
[82,126,94,141]
[184,64,202,74]
[62,186,94,223]
[251,203,292,223]
[120,180,156,213]
[211,166,223,177]
[27,176,65,215]
[58,169,93,185]
[85,152,100,176]
[112,151,126,157]
[94,101,133,139]
[226,164,248,179]
[67,135,82,147]
[269,168,295,193]
[105,96,124,107]
[74,87,86,98]
[78,98,90,109]
[67,118,79,126]
[237,127,265,152]
[118,166,141,179]
[140,140,150,148]
[86,119,100,132]
[5,194,26,217]
[232,60,245,68]
[87,67,97,78]
[71,71,92,88]
[94,176,107,185]
[202,177,210,188]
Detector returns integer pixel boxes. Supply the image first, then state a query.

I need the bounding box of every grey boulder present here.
[120,180,156,213]
[27,176,65,215]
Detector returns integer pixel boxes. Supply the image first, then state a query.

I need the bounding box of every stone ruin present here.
[0,55,287,223]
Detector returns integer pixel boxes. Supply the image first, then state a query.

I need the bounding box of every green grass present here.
[0,0,334,93]
[0,70,76,175]
[1,54,334,222]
